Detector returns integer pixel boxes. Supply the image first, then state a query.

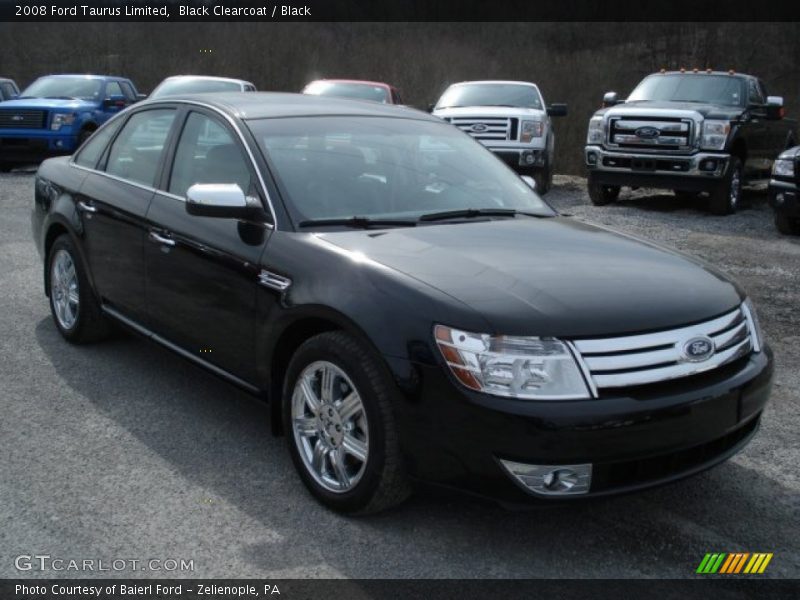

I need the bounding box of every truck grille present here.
[0,109,48,129]
[572,306,753,390]
[608,117,694,153]
[446,117,518,141]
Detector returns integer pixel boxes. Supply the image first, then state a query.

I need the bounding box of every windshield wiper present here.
[418,208,546,222]
[297,216,417,229]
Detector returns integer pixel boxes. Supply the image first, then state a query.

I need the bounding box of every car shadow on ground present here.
[34,317,797,578]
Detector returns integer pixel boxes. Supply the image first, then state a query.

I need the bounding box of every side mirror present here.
[766,96,785,120]
[546,103,568,117]
[135,93,148,102]
[186,183,265,220]
[521,175,537,191]
[103,94,127,109]
[602,92,619,108]
[427,103,436,113]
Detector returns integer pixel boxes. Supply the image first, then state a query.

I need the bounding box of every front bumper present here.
[585,145,729,190]
[488,147,546,171]
[769,179,800,217]
[389,347,772,504]
[0,130,80,161]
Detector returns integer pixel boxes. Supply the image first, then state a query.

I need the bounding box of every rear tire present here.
[709,157,743,215]
[588,175,620,206]
[47,234,112,344]
[775,212,800,235]
[282,331,411,514]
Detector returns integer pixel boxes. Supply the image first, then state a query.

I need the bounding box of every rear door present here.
[144,108,272,383]
[75,107,178,323]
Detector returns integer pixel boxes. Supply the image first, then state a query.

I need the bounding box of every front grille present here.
[591,415,760,493]
[447,117,518,141]
[602,155,691,172]
[608,117,694,153]
[0,109,48,129]
[572,306,753,389]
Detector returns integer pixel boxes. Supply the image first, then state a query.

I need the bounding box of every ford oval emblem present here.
[470,123,488,133]
[682,336,715,362]
[635,126,660,139]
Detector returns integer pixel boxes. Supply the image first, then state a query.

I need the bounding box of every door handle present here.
[148,231,176,247]
[77,201,97,213]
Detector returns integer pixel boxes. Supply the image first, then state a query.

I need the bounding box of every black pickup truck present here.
[585,71,797,215]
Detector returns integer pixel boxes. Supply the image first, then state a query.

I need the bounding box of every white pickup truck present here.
[432,80,567,193]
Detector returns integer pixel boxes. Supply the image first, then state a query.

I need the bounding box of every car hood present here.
[317,218,743,337]
[0,97,96,111]
[434,106,546,119]
[602,100,743,121]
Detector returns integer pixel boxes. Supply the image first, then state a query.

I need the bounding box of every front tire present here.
[588,174,620,206]
[533,155,552,195]
[775,212,800,235]
[282,331,410,514]
[47,234,111,343]
[709,157,743,215]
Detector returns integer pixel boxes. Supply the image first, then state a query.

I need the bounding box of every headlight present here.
[51,113,77,131]
[586,116,605,145]
[700,120,730,150]
[520,120,543,143]
[773,158,795,178]
[434,325,591,400]
[742,299,764,353]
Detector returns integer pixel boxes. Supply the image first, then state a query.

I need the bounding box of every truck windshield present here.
[303,81,391,104]
[436,83,542,110]
[21,76,103,100]
[150,78,243,98]
[250,116,553,225]
[627,74,745,107]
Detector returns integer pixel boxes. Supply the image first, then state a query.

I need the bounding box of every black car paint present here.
[769,145,800,221]
[31,93,772,504]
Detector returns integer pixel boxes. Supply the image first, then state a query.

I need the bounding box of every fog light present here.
[499,459,592,496]
[524,153,535,165]
[775,193,785,206]
[55,140,64,148]
[699,159,718,172]
[587,152,598,166]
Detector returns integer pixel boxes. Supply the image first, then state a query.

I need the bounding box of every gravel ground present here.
[0,170,798,579]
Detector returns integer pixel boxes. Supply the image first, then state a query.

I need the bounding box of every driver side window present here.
[168,112,253,198]
[748,80,764,105]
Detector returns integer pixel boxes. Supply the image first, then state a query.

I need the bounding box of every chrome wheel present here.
[729,166,741,210]
[291,360,369,493]
[51,249,79,330]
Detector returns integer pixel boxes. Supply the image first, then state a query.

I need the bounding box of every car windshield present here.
[627,74,746,107]
[251,116,553,225]
[21,76,103,100]
[304,82,391,104]
[150,79,243,98]
[436,83,542,109]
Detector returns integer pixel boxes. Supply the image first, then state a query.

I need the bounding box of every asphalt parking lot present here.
[1,171,798,579]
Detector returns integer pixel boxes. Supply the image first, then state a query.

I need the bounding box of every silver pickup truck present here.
[433,80,567,194]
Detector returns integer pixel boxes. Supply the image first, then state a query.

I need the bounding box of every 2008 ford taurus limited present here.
[32,93,773,513]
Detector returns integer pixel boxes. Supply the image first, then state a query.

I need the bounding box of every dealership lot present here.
[1,171,798,578]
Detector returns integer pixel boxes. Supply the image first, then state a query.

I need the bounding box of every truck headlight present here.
[700,120,730,151]
[773,158,795,178]
[520,120,543,143]
[586,116,605,145]
[51,113,77,131]
[434,325,591,400]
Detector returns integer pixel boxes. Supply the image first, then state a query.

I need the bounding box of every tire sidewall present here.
[282,333,390,513]
[47,235,90,342]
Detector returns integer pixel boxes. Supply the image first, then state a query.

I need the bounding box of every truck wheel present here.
[533,157,552,195]
[775,212,800,235]
[283,331,411,514]
[588,176,620,206]
[77,128,95,146]
[709,157,743,215]
[47,234,112,344]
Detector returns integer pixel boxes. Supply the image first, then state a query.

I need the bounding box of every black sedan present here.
[32,93,773,513]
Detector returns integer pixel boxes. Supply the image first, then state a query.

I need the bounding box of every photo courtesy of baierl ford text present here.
[0,1,798,599]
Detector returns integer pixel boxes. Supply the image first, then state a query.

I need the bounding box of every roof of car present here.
[158,75,254,85]
[143,92,434,121]
[657,70,755,80]
[451,80,539,87]
[41,74,130,81]
[307,79,395,89]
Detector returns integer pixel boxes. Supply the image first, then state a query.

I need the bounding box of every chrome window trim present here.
[71,162,158,195]
[69,98,279,230]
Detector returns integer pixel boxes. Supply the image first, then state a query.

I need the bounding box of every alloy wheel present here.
[51,249,79,330]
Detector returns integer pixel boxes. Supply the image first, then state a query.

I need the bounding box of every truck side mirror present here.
[103,95,127,110]
[427,103,436,113]
[766,96,785,120]
[136,93,148,102]
[602,92,619,108]
[547,103,568,117]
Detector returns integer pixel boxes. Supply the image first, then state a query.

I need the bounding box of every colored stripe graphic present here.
[697,552,772,574]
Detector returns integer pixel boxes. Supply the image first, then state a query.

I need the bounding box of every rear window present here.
[150,79,242,98]
[303,81,391,104]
